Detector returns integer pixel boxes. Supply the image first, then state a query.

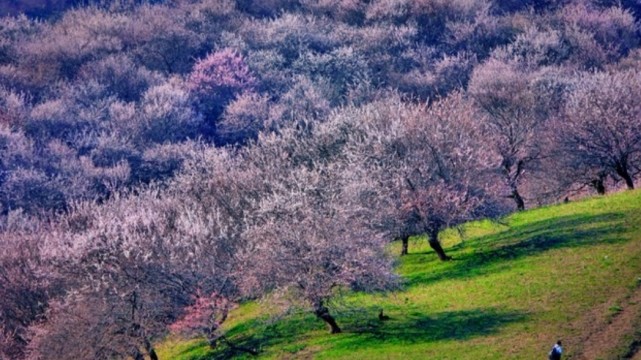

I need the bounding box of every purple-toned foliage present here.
[235,125,398,333]
[187,48,257,116]
[129,5,206,74]
[0,212,60,360]
[559,3,638,62]
[78,54,160,102]
[268,75,331,126]
[335,93,504,258]
[169,292,234,338]
[469,58,556,210]
[139,78,203,144]
[300,0,366,23]
[1,0,641,357]
[557,70,641,191]
[219,92,270,144]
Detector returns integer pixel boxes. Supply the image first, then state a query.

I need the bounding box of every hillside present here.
[3,1,641,358]
[159,190,641,359]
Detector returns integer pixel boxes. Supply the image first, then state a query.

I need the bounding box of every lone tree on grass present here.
[239,130,398,334]
[469,60,550,211]
[559,70,641,191]
[335,94,503,259]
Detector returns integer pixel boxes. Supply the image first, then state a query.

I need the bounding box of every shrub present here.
[559,3,639,63]
[25,99,87,145]
[129,5,205,74]
[300,0,366,24]
[0,169,66,213]
[19,8,131,81]
[0,87,29,128]
[139,78,203,144]
[293,46,371,105]
[77,54,161,102]
[187,48,257,124]
[219,92,270,144]
[269,75,332,126]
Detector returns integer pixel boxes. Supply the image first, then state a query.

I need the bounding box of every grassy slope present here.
[158,190,641,360]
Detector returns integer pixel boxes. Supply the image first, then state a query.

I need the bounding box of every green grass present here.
[158,190,641,359]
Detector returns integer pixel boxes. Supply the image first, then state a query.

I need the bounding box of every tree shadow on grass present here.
[403,212,628,288]
[196,312,323,359]
[339,307,527,348]
[204,307,526,359]
[170,339,216,360]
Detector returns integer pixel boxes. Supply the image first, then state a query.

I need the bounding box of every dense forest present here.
[1,0,641,358]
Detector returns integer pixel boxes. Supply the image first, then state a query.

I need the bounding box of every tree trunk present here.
[208,325,257,355]
[428,230,451,261]
[144,339,159,360]
[314,303,341,334]
[132,349,145,360]
[208,325,221,349]
[207,302,230,349]
[510,188,525,211]
[617,167,635,190]
[148,348,159,360]
[400,236,409,256]
[219,336,258,356]
[591,177,606,195]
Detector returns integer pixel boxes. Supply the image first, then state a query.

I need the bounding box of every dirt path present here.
[572,283,641,360]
